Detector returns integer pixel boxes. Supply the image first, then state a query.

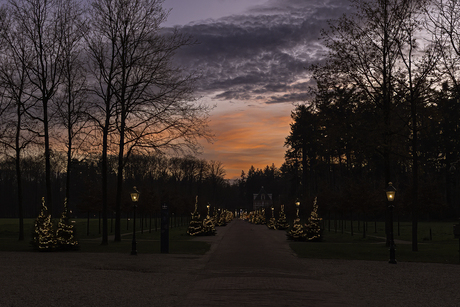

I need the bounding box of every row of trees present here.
[0,0,212,243]
[284,0,460,251]
[0,154,232,219]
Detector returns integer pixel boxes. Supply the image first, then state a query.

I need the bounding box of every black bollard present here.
[161,203,169,253]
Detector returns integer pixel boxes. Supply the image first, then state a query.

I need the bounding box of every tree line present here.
[0,153,232,219]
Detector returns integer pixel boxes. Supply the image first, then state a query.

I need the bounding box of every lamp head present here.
[130,186,139,202]
[386,182,396,202]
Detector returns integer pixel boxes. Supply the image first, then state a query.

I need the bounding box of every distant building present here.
[253,186,273,211]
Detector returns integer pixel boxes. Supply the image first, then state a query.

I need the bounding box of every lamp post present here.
[295,200,300,219]
[130,186,139,255]
[386,182,397,264]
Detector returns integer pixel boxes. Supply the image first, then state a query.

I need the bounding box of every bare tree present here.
[321,0,422,245]
[322,0,413,187]
[8,0,70,216]
[55,0,89,207]
[84,0,120,245]
[428,0,460,87]
[395,0,439,251]
[87,0,212,243]
[0,6,38,240]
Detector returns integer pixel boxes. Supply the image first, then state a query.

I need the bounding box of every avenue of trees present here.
[3,0,460,251]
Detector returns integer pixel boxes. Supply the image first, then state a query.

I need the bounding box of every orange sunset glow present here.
[163,0,328,179]
[200,103,293,179]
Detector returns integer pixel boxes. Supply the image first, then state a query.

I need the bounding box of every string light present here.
[305,197,323,241]
[187,196,205,236]
[31,197,57,251]
[32,197,79,251]
[56,198,79,250]
[276,204,289,230]
[287,197,323,241]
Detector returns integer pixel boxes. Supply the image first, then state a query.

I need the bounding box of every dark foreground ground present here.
[1,219,460,306]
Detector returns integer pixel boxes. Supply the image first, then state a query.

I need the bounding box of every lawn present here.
[290,220,460,264]
[3,217,460,264]
[0,218,210,255]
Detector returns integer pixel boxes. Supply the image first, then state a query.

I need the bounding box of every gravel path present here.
[1,219,460,306]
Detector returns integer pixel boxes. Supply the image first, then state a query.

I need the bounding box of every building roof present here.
[253,186,272,200]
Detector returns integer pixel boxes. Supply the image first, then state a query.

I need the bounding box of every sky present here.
[161,0,353,179]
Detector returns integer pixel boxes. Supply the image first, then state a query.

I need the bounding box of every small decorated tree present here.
[224,210,234,223]
[202,203,216,235]
[216,209,227,227]
[305,197,322,241]
[276,205,289,230]
[287,201,306,241]
[56,198,79,250]
[187,196,204,236]
[31,197,57,251]
[267,207,277,229]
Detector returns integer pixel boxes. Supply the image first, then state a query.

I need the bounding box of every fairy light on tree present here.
[187,196,204,236]
[31,197,56,251]
[202,203,216,235]
[56,198,79,250]
[287,200,306,241]
[305,197,322,241]
[216,208,227,226]
[267,207,276,229]
[276,204,289,230]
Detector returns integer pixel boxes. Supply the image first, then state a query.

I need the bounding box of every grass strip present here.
[0,218,210,255]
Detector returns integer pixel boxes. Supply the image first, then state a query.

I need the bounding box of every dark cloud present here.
[171,0,352,104]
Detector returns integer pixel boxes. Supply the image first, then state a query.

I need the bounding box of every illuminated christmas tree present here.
[224,209,234,223]
[216,209,227,226]
[276,205,289,230]
[31,197,57,251]
[259,208,266,224]
[267,207,277,229]
[187,196,204,236]
[56,198,79,250]
[248,211,256,223]
[305,197,322,241]
[202,204,216,235]
[287,201,306,241]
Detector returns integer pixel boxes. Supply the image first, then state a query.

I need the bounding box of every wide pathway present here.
[180,219,357,306]
[3,219,460,306]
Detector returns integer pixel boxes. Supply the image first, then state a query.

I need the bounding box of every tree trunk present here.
[114,112,126,242]
[16,102,23,241]
[101,123,109,245]
[44,98,53,217]
[302,145,308,198]
[66,113,72,204]
[411,89,418,252]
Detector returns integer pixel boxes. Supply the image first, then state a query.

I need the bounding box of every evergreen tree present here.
[202,204,216,235]
[187,196,204,236]
[31,198,56,251]
[56,198,79,250]
[223,209,234,223]
[216,209,227,227]
[287,217,306,241]
[276,205,289,230]
[287,202,306,241]
[305,197,322,241]
[267,207,277,229]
